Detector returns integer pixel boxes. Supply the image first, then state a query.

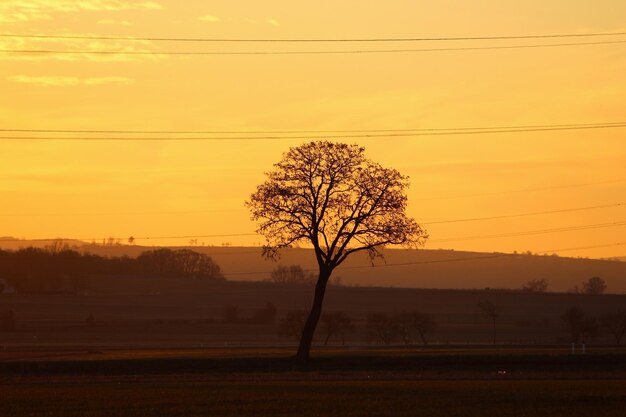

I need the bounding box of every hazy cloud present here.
[0,1,163,23]
[0,35,165,62]
[198,14,220,23]
[267,19,279,27]
[97,19,132,26]
[8,75,135,86]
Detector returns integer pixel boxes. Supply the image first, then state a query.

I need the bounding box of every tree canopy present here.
[247,141,426,265]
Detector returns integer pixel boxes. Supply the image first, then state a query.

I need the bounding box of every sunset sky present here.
[1,1,625,257]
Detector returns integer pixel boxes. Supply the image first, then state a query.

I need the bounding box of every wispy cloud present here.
[198,14,220,23]
[97,19,132,26]
[267,18,279,27]
[8,75,135,86]
[0,1,163,23]
[0,34,165,62]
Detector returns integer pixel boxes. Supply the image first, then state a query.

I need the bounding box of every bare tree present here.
[367,313,399,345]
[600,311,626,345]
[269,265,315,285]
[321,311,354,346]
[478,300,500,345]
[582,277,607,295]
[247,141,426,360]
[561,307,598,343]
[410,311,436,345]
[522,278,548,293]
[278,310,308,342]
[394,313,413,345]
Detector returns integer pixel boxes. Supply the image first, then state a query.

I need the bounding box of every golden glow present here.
[1,1,625,257]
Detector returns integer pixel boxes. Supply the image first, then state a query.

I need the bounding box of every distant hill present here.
[2,240,624,293]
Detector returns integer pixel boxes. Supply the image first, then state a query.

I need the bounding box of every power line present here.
[428,220,626,243]
[342,242,626,270]
[2,123,626,141]
[2,31,625,43]
[414,178,626,202]
[423,203,623,225]
[2,121,625,135]
[1,179,622,218]
[222,242,626,276]
[0,203,622,243]
[1,39,625,56]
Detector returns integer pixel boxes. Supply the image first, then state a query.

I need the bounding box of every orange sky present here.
[1,1,625,258]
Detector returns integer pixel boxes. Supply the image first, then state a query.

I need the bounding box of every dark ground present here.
[2,347,626,417]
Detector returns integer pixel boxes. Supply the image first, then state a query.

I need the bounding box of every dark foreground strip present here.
[2,354,626,377]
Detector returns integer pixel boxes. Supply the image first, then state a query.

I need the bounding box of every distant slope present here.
[3,241,623,293]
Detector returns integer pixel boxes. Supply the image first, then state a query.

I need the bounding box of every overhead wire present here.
[422,203,622,225]
[221,242,626,277]
[427,220,626,243]
[2,30,626,42]
[2,122,626,141]
[0,179,623,218]
[1,40,625,56]
[2,121,625,135]
[0,202,622,243]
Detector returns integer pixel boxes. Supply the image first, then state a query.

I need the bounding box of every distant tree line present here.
[274,304,626,346]
[0,247,224,293]
[520,277,608,295]
[278,310,436,346]
[561,307,626,345]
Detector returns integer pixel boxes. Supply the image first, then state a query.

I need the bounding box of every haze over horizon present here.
[1,1,626,258]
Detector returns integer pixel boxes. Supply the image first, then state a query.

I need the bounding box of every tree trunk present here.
[296,268,331,361]
[418,329,428,345]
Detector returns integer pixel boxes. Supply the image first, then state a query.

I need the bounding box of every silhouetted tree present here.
[600,311,626,345]
[522,278,548,293]
[0,248,224,293]
[394,313,413,345]
[582,277,607,295]
[45,240,70,254]
[409,311,436,345]
[269,265,315,285]
[321,311,354,346]
[278,310,308,342]
[247,141,426,360]
[138,249,224,280]
[367,313,399,345]
[561,307,598,343]
[478,300,500,345]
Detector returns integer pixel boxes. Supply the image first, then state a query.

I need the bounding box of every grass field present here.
[2,378,625,417]
[2,348,626,416]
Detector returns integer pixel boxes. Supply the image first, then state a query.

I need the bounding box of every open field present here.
[2,348,626,417]
[2,270,624,415]
[3,378,625,417]
[2,280,625,347]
